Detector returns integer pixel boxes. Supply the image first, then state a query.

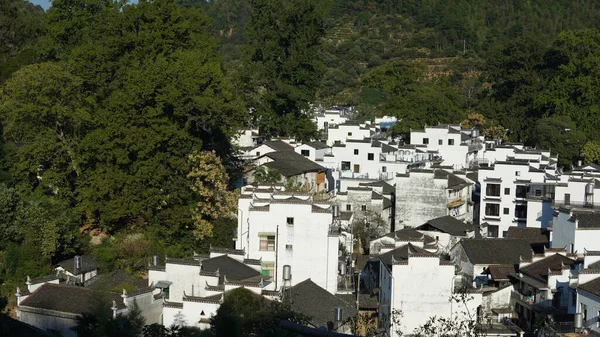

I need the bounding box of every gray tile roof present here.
[574,212,600,229]
[416,215,473,237]
[304,141,329,150]
[359,180,395,195]
[201,255,261,284]
[19,283,126,314]
[56,255,99,275]
[520,254,576,282]
[264,140,294,152]
[263,151,326,177]
[378,243,425,269]
[459,239,533,265]
[505,227,549,245]
[579,276,600,297]
[88,270,146,292]
[284,279,358,328]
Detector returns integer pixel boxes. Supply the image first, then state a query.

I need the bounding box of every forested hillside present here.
[0,0,600,313]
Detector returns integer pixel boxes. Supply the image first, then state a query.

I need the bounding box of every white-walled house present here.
[16,276,159,337]
[147,250,275,329]
[246,150,328,194]
[236,185,342,293]
[55,255,98,286]
[574,251,600,334]
[294,141,330,163]
[395,169,474,228]
[409,124,484,169]
[232,128,262,148]
[334,185,393,233]
[551,210,600,254]
[478,160,551,238]
[509,250,579,331]
[415,215,476,253]
[314,107,351,131]
[450,239,533,287]
[386,254,483,336]
[326,122,373,146]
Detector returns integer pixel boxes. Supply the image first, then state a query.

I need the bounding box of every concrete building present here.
[409,124,485,169]
[551,210,600,254]
[395,169,475,228]
[478,160,553,238]
[314,106,351,131]
[326,122,373,147]
[236,185,343,293]
[334,183,393,234]
[383,253,483,336]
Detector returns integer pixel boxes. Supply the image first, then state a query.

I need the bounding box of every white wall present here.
[17,308,79,337]
[578,287,600,334]
[395,171,448,228]
[550,210,575,252]
[390,257,481,336]
[237,192,339,293]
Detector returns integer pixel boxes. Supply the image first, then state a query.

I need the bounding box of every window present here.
[581,303,588,323]
[485,203,500,216]
[261,262,274,277]
[256,151,260,156]
[565,193,571,205]
[348,132,353,136]
[300,149,310,157]
[438,139,443,145]
[163,286,170,300]
[286,217,294,226]
[259,235,275,251]
[504,188,510,195]
[515,171,521,176]
[503,208,509,215]
[382,166,387,172]
[423,138,429,145]
[486,183,501,197]
[341,161,351,170]
[368,153,374,161]
[361,205,367,211]
[448,139,454,146]
[334,140,341,145]
[515,205,527,219]
[354,149,359,155]
[286,244,293,251]
[516,185,527,198]
[346,204,351,211]
[488,225,499,238]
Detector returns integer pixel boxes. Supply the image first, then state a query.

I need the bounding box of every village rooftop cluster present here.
[13,106,600,337]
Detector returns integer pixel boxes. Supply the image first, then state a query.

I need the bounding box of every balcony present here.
[511,290,548,309]
[447,197,465,208]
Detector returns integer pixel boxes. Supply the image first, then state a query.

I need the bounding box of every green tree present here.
[480,36,548,143]
[532,115,586,168]
[211,287,308,337]
[538,29,600,139]
[243,0,329,139]
[253,166,282,184]
[0,0,45,83]
[581,141,600,164]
